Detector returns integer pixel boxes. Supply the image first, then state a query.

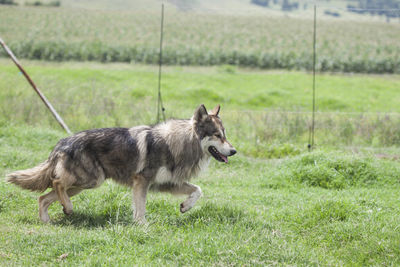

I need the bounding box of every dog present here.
[7,104,236,223]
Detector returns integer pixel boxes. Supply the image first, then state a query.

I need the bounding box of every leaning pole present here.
[0,37,72,134]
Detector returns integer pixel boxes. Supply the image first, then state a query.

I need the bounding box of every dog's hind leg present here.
[163,182,202,213]
[67,188,83,197]
[51,160,78,216]
[38,190,58,223]
[38,188,83,223]
[53,179,74,215]
[132,175,150,224]
[65,187,83,212]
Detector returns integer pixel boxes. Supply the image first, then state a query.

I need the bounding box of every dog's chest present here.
[152,156,211,185]
[154,166,173,184]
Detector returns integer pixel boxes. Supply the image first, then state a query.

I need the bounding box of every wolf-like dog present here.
[7,104,236,223]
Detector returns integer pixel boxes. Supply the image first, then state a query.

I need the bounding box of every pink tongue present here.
[221,154,228,163]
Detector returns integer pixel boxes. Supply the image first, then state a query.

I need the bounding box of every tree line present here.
[251,0,400,17]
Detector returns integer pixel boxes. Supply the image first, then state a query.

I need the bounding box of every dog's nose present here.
[230,149,237,156]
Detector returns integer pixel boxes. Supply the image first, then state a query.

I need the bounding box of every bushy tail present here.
[6,161,53,192]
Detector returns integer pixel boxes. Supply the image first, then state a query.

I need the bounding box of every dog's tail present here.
[6,161,53,192]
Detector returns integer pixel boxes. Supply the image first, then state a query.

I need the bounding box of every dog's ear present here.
[209,104,220,116]
[194,104,208,122]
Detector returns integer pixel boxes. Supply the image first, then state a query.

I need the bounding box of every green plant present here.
[271,151,395,189]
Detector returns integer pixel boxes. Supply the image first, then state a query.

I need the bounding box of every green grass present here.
[1,59,400,265]
[1,59,400,152]
[267,151,400,189]
[1,123,400,265]
[0,5,400,73]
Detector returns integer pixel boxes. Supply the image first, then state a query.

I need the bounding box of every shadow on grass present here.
[51,210,132,228]
[159,203,268,230]
[50,201,267,231]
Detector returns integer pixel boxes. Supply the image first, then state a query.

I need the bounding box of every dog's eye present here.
[215,134,222,139]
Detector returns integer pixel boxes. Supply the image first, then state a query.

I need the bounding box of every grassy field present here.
[0,4,400,73]
[1,59,400,152]
[1,59,400,265]
[1,1,400,264]
[1,123,400,265]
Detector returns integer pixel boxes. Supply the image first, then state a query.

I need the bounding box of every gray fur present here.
[7,104,236,223]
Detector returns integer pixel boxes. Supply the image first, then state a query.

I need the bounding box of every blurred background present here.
[0,0,400,158]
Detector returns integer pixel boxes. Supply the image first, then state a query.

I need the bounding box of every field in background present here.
[0,4,400,73]
[1,60,400,157]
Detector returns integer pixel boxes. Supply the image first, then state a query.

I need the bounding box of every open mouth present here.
[208,146,228,163]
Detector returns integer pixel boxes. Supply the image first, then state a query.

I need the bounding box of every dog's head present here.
[193,104,236,163]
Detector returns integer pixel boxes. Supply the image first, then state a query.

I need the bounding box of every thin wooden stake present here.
[308,5,317,151]
[0,37,72,134]
[156,3,166,123]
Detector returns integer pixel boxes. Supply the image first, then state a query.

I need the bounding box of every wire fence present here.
[157,3,400,150]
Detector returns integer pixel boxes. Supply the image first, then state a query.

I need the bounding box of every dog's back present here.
[51,127,142,188]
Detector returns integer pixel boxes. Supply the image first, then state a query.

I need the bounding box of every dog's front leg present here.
[176,182,202,213]
[132,175,149,224]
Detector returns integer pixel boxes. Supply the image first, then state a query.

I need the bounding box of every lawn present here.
[0,59,400,265]
[2,1,400,264]
[0,123,399,265]
[1,59,400,151]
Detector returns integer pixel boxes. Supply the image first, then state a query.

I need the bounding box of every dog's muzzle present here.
[208,146,236,163]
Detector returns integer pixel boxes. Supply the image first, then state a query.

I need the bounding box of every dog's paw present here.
[39,207,50,223]
[180,191,201,213]
[62,206,73,216]
[40,214,50,223]
[180,202,193,213]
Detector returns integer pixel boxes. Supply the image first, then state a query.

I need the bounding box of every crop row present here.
[2,41,399,73]
[0,6,399,73]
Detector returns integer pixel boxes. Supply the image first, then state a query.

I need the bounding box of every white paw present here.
[180,188,202,213]
[180,196,197,213]
[180,201,192,213]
